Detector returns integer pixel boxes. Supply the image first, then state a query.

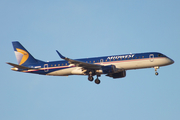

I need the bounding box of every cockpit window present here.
[158,54,166,57]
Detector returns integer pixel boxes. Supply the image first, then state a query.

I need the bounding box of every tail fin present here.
[12,41,38,65]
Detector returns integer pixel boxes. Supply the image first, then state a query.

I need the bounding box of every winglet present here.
[56,50,66,59]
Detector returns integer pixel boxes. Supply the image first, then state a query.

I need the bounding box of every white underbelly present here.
[112,58,170,70]
[47,67,75,76]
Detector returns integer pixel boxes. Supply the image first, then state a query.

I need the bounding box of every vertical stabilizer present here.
[12,41,37,65]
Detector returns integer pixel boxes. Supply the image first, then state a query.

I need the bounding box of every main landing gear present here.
[88,74,101,84]
[95,75,101,84]
[154,66,159,76]
[88,75,94,81]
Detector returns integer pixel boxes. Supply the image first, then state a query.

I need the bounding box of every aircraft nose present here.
[169,58,174,64]
[171,59,174,64]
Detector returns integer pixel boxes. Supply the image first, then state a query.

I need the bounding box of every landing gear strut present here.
[154,66,159,76]
[88,71,94,81]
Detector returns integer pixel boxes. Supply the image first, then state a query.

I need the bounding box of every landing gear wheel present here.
[95,79,100,84]
[88,76,94,81]
[155,72,159,76]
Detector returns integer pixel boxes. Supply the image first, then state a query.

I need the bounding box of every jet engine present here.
[106,71,126,79]
[101,65,118,74]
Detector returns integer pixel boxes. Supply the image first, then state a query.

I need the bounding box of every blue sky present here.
[1,0,180,120]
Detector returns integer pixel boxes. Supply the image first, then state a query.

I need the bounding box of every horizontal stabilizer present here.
[7,62,34,70]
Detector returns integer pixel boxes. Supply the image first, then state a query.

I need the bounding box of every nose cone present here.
[170,59,174,64]
[168,58,174,65]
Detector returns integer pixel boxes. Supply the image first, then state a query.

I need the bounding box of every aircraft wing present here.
[56,50,102,70]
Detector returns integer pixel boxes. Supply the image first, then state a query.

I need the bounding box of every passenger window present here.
[142,56,144,58]
[55,64,56,66]
[58,64,60,66]
[62,64,63,66]
[65,63,67,65]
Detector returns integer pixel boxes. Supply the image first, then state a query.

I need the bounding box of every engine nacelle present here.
[107,71,126,79]
[101,65,117,74]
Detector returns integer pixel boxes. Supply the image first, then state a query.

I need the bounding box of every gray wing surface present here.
[56,50,102,70]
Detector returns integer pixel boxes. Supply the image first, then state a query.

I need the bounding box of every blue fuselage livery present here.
[7,41,174,84]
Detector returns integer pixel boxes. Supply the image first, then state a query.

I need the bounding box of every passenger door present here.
[44,64,49,72]
[149,54,154,62]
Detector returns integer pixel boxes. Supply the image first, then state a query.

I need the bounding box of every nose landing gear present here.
[155,72,159,75]
[154,66,159,76]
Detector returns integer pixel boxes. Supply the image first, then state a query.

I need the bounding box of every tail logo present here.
[15,48,29,65]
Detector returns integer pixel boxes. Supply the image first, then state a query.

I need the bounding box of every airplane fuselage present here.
[14,52,173,76]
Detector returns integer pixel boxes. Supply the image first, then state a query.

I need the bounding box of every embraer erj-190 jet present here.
[7,41,174,84]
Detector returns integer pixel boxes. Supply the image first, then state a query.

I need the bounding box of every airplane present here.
[7,41,174,84]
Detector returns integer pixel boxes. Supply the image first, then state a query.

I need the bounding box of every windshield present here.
[158,54,166,57]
